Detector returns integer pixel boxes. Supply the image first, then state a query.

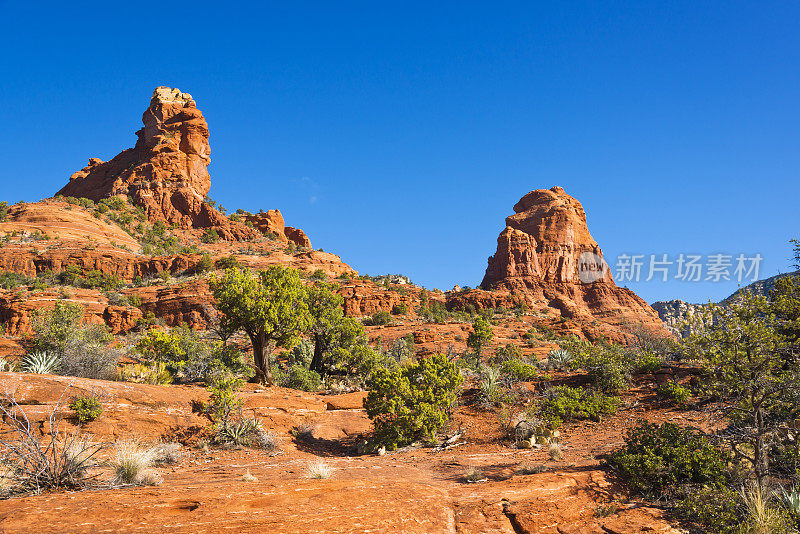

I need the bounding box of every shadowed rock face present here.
[481,186,661,328]
[57,87,233,231]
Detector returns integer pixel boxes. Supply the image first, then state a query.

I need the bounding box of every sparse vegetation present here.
[0,392,108,496]
[69,395,103,424]
[306,460,334,479]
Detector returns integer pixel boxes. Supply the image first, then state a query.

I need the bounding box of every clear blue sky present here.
[1,1,798,304]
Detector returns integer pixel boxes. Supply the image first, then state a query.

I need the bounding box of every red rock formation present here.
[284,226,311,248]
[480,186,663,333]
[55,87,256,241]
[244,210,312,248]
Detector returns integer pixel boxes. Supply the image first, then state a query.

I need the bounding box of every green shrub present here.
[632,351,664,374]
[607,421,729,496]
[127,294,142,307]
[55,265,122,290]
[200,228,220,244]
[540,386,619,428]
[493,343,524,363]
[0,201,8,222]
[309,269,327,281]
[196,253,213,273]
[499,358,540,381]
[677,485,739,534]
[391,303,408,315]
[215,256,240,269]
[0,271,29,290]
[135,327,248,382]
[69,396,103,424]
[656,381,691,405]
[364,353,462,449]
[370,310,392,326]
[280,365,322,392]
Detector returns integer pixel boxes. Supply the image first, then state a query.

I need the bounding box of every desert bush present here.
[631,351,664,374]
[215,255,240,269]
[583,346,632,393]
[119,362,172,384]
[285,337,314,367]
[736,482,795,534]
[280,364,322,391]
[135,326,248,382]
[150,442,182,466]
[677,485,740,534]
[656,381,691,406]
[517,463,548,475]
[391,303,408,315]
[195,253,213,273]
[330,343,389,382]
[0,271,30,290]
[369,310,392,326]
[59,334,122,380]
[29,300,84,355]
[0,201,7,222]
[364,353,462,449]
[56,265,122,291]
[0,392,107,495]
[467,316,493,358]
[607,421,729,496]
[69,395,103,424]
[539,386,619,428]
[478,366,501,406]
[386,336,415,363]
[499,358,540,382]
[493,343,523,363]
[200,228,220,243]
[204,373,267,448]
[463,467,485,482]
[20,352,59,374]
[549,442,564,460]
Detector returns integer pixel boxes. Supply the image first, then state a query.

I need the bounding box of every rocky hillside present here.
[652,270,800,336]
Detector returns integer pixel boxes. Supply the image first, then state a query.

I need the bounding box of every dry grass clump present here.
[296,423,315,442]
[241,468,258,482]
[517,463,548,475]
[306,459,334,479]
[150,442,182,466]
[737,482,795,534]
[463,467,486,483]
[549,442,564,461]
[113,441,156,485]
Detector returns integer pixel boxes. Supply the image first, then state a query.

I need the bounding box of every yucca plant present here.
[479,366,501,406]
[547,349,573,370]
[779,485,800,519]
[20,352,59,374]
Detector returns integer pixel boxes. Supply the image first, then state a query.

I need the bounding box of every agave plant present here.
[547,349,573,370]
[20,352,60,374]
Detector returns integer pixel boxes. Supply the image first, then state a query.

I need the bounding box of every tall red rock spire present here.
[481,186,662,329]
[57,87,231,231]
